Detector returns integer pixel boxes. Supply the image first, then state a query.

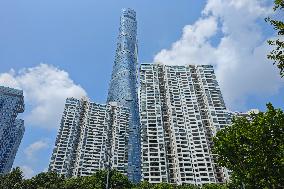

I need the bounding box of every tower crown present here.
[121,8,136,19]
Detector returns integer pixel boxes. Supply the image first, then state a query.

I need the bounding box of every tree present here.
[1,168,234,189]
[81,170,108,189]
[63,177,83,189]
[64,169,132,189]
[110,170,132,189]
[0,167,23,189]
[202,183,228,189]
[21,171,65,189]
[152,182,175,189]
[266,0,284,77]
[176,184,199,189]
[132,181,154,189]
[213,103,284,188]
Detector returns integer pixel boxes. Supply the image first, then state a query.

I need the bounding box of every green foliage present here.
[0,169,229,189]
[0,167,23,189]
[133,182,225,189]
[22,172,65,189]
[213,103,284,188]
[63,176,84,189]
[132,181,154,189]
[63,169,131,189]
[0,169,132,189]
[176,183,199,189]
[110,170,132,189]
[202,183,227,189]
[152,182,175,189]
[266,0,284,77]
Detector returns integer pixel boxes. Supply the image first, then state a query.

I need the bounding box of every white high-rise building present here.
[49,97,129,177]
[231,109,260,119]
[139,63,231,185]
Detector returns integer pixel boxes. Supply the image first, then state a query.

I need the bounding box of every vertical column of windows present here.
[72,101,109,176]
[49,98,82,177]
[140,64,168,183]
[193,66,229,183]
[164,66,215,185]
[110,105,129,175]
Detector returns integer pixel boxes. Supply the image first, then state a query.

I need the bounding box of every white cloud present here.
[21,139,52,178]
[24,140,49,160]
[21,165,35,178]
[154,0,283,110]
[0,64,87,129]
[155,16,218,66]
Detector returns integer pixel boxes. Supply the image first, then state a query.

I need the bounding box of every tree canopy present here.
[0,168,229,189]
[266,0,284,77]
[213,103,284,188]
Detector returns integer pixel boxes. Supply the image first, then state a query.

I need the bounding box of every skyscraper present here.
[107,8,141,182]
[139,64,231,185]
[49,97,129,177]
[0,86,25,174]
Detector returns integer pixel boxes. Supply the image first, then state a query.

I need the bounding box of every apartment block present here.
[139,64,231,185]
[231,109,260,119]
[49,97,129,177]
[0,86,25,174]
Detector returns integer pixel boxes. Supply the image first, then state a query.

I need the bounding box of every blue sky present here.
[0,0,283,177]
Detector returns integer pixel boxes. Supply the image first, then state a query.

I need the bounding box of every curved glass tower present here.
[0,86,25,174]
[107,8,141,182]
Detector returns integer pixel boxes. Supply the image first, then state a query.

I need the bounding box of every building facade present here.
[139,64,231,185]
[49,97,129,177]
[107,8,141,182]
[231,109,260,119]
[0,86,25,174]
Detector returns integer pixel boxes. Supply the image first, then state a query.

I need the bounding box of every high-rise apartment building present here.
[0,86,25,174]
[139,64,231,185]
[231,109,260,118]
[49,97,129,177]
[107,8,141,182]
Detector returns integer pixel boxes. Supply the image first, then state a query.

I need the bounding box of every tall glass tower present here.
[107,8,141,182]
[0,86,25,174]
